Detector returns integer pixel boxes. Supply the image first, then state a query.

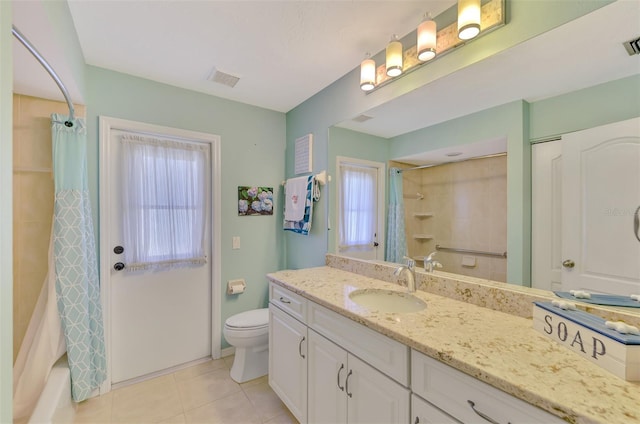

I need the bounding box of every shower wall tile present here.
[399,155,507,282]
[17,171,54,221]
[12,94,85,361]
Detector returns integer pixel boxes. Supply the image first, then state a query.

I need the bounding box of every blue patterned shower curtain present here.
[51,114,106,401]
[386,167,407,263]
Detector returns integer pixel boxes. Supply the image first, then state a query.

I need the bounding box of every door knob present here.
[562,259,575,269]
[114,262,125,271]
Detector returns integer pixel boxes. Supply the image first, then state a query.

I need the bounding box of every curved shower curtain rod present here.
[12,25,75,127]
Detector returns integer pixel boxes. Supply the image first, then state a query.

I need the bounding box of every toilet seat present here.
[225,308,269,330]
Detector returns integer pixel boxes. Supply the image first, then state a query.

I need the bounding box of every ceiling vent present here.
[207,68,240,88]
[352,114,373,123]
[623,37,640,56]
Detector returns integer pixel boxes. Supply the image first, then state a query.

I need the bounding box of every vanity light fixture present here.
[360,53,376,91]
[358,0,504,93]
[417,13,437,62]
[386,34,403,77]
[457,0,481,40]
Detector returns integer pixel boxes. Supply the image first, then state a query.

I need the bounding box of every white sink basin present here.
[348,289,427,313]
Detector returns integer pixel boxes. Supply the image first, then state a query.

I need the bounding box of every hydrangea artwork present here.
[238,186,274,216]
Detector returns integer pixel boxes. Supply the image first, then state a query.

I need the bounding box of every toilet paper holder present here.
[227,279,246,295]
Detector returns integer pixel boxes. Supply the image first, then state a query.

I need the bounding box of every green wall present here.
[86,67,286,348]
[40,0,86,103]
[1,2,13,420]
[530,74,640,141]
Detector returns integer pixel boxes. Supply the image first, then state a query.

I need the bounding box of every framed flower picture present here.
[238,186,274,216]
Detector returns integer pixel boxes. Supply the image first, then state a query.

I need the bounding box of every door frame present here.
[531,139,563,291]
[98,116,222,392]
[335,156,386,260]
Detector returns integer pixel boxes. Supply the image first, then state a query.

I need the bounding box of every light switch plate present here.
[232,236,240,250]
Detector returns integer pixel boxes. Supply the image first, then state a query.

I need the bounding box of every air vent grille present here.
[623,37,640,56]
[207,68,240,87]
[352,114,373,123]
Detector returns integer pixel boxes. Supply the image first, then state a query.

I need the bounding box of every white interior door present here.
[100,117,221,387]
[562,117,640,295]
[336,157,385,260]
[531,140,563,291]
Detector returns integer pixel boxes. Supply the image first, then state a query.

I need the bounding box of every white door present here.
[100,117,221,387]
[346,354,410,424]
[308,329,348,424]
[336,157,385,260]
[531,139,563,291]
[562,117,640,295]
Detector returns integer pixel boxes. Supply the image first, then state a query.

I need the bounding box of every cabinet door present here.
[412,394,460,424]
[308,330,348,424]
[269,305,307,423]
[346,355,410,424]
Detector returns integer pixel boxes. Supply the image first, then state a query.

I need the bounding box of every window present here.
[121,134,209,271]
[338,163,377,251]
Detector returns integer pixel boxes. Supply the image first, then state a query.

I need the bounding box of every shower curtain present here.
[13,114,106,420]
[386,167,407,263]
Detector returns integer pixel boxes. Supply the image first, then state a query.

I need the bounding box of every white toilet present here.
[223,308,269,383]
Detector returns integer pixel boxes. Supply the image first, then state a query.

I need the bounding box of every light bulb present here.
[386,35,403,77]
[360,54,376,91]
[417,14,437,62]
[458,0,481,40]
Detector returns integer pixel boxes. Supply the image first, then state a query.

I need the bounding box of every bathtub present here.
[29,355,76,424]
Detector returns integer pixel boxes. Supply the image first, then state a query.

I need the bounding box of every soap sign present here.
[532,303,640,381]
[539,312,606,360]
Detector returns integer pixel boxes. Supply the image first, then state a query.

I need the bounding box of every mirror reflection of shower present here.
[390,137,507,282]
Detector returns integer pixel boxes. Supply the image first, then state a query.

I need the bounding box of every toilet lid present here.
[225,308,269,329]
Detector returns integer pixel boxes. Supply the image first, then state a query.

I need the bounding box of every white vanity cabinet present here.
[269,282,564,424]
[308,329,410,424]
[411,394,460,424]
[269,285,308,423]
[411,350,564,424]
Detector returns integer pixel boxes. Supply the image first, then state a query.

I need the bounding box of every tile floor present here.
[74,356,298,424]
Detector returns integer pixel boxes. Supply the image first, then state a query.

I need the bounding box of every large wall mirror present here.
[327,1,640,296]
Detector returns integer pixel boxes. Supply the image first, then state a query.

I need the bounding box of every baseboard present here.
[221,346,235,358]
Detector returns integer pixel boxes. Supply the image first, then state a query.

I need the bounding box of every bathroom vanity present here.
[267,255,640,424]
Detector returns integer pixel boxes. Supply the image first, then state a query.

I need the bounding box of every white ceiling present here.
[11,0,640,143]
[66,0,456,113]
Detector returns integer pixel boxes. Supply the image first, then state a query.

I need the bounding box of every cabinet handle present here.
[634,205,640,242]
[467,400,500,424]
[345,370,353,398]
[337,364,345,391]
[298,336,306,359]
[279,296,291,304]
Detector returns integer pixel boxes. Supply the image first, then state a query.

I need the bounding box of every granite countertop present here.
[267,263,640,424]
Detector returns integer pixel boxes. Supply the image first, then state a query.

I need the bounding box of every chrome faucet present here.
[394,257,416,293]
[424,251,443,273]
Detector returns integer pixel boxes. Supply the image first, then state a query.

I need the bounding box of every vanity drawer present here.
[411,350,564,424]
[269,283,307,324]
[309,301,409,386]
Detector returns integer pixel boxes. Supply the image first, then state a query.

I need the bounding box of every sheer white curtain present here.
[121,134,209,271]
[338,164,377,251]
